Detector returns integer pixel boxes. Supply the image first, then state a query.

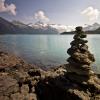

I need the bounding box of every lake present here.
[0,35,100,73]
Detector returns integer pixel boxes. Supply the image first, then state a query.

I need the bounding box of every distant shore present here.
[61,31,100,35]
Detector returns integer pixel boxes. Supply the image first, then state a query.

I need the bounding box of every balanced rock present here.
[67,26,95,76]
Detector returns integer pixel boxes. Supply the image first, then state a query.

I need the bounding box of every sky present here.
[0,0,100,26]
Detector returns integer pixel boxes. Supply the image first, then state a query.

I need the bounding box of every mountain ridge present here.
[0,17,100,34]
[0,17,59,34]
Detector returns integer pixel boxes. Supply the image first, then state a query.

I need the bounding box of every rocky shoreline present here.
[0,51,99,100]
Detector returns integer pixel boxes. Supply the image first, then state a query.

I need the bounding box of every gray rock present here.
[0,75,19,96]
[0,96,9,100]
[67,26,95,76]
[10,93,23,100]
[21,84,29,94]
[68,89,90,100]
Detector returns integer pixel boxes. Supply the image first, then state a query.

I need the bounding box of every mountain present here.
[0,17,34,34]
[61,23,100,35]
[12,20,36,34]
[83,23,100,31]
[61,27,100,35]
[31,21,59,34]
[0,17,100,34]
[0,17,59,34]
[83,23,100,34]
[32,21,75,34]
[0,17,18,34]
[86,27,100,34]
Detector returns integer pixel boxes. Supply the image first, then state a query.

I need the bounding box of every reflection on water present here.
[0,35,100,73]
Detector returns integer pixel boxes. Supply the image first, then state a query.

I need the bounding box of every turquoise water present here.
[0,35,100,73]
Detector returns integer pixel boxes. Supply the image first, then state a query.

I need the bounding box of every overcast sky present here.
[0,0,100,26]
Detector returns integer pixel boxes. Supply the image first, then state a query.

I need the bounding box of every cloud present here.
[81,7,100,21]
[34,10,49,22]
[33,23,75,33]
[0,0,16,15]
[49,25,75,32]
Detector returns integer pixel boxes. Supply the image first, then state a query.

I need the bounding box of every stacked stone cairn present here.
[67,26,95,76]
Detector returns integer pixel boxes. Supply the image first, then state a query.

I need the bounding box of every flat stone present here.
[21,84,29,94]
[68,89,90,100]
[14,71,29,82]
[65,64,94,76]
[0,75,19,96]
[0,96,9,100]
[94,94,100,100]
[10,93,23,100]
